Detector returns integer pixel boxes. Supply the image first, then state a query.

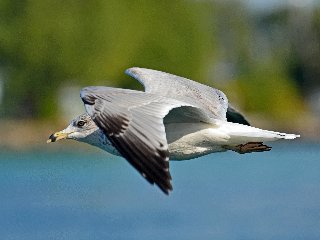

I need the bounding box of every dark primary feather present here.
[226,106,250,126]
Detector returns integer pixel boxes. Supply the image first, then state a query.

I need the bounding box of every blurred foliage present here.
[0,0,213,118]
[0,0,319,124]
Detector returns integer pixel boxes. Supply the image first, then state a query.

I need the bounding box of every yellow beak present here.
[47,131,69,143]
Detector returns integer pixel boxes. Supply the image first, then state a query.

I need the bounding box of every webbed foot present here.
[226,142,272,154]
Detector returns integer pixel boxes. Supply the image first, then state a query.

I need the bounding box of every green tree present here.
[0,0,213,118]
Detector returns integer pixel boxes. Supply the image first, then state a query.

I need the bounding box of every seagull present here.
[47,67,300,194]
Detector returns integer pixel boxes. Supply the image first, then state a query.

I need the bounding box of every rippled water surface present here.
[0,142,319,240]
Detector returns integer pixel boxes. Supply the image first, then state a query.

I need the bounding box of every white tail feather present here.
[218,121,300,144]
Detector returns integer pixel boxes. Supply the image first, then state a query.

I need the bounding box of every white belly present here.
[165,122,229,160]
[165,120,299,160]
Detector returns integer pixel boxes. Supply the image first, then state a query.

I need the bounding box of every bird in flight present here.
[47,67,299,194]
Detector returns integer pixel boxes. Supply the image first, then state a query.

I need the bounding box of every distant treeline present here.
[0,0,319,122]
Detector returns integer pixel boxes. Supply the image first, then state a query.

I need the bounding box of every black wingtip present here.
[142,171,173,195]
[160,186,172,195]
[226,106,250,126]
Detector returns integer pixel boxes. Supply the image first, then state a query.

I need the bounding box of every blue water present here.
[0,142,319,240]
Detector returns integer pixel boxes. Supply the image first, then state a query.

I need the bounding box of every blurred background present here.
[0,1,319,240]
[0,0,319,148]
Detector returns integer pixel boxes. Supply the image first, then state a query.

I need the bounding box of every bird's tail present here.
[217,121,299,154]
[218,121,300,145]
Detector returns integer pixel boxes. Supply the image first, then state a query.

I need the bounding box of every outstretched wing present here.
[126,67,250,126]
[126,67,228,121]
[80,86,208,194]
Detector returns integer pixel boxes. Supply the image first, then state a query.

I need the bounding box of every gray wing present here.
[126,67,228,121]
[80,86,209,194]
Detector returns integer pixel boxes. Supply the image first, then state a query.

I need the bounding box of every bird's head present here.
[47,113,99,143]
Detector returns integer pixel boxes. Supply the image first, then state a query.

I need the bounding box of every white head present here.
[47,113,99,143]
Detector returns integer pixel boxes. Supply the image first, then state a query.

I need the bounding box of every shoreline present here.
[0,118,318,150]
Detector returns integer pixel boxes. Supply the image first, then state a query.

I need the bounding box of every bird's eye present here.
[77,120,86,127]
